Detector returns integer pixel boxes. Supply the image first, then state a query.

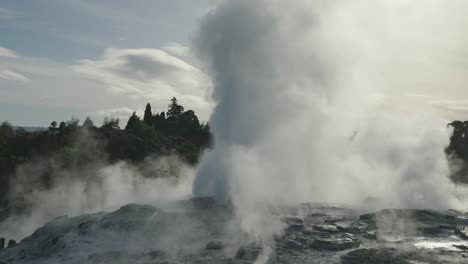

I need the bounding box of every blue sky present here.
[0,0,214,126]
[2,0,468,127]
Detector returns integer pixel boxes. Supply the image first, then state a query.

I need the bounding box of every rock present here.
[285,239,305,250]
[235,244,262,261]
[359,209,456,236]
[2,202,467,264]
[312,224,339,233]
[97,204,159,232]
[309,233,361,251]
[0,238,4,249]
[440,224,456,230]
[7,240,16,248]
[282,234,308,250]
[363,230,378,240]
[341,248,404,264]
[455,227,468,240]
[301,227,318,236]
[334,221,368,234]
[457,217,468,226]
[205,241,224,251]
[324,217,345,224]
[281,216,304,232]
[454,244,468,251]
[281,216,303,225]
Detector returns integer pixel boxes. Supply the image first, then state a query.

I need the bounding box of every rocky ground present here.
[1,199,468,264]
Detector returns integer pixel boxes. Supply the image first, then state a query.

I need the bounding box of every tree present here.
[125,112,140,131]
[49,121,57,130]
[180,110,200,127]
[65,117,80,129]
[58,121,66,133]
[0,121,15,138]
[83,117,95,128]
[143,103,152,124]
[49,121,58,135]
[102,117,120,129]
[167,97,184,119]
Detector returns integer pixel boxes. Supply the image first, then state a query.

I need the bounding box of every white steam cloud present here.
[0,146,195,241]
[193,0,468,244]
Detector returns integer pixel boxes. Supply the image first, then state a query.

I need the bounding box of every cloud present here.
[403,94,468,117]
[162,43,190,58]
[89,107,136,121]
[0,47,29,83]
[0,70,30,83]
[0,45,214,125]
[73,46,213,119]
[0,47,17,58]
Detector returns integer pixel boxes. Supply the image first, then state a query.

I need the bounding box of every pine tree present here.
[0,121,15,138]
[143,103,152,124]
[102,117,120,129]
[83,117,95,127]
[125,112,140,131]
[167,97,184,119]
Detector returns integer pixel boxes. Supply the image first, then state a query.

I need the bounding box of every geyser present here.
[193,0,468,242]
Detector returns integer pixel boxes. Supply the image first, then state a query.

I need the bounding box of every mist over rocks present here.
[1,202,468,264]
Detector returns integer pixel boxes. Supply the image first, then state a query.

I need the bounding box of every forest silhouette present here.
[0,97,212,220]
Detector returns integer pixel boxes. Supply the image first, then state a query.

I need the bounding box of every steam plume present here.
[193,0,468,244]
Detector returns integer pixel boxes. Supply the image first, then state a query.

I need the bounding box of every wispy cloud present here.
[162,43,190,58]
[0,45,213,125]
[73,46,213,118]
[89,107,135,120]
[0,47,29,83]
[0,70,30,83]
[0,47,17,58]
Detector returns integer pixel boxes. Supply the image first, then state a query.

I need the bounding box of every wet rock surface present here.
[1,201,468,264]
[456,226,468,240]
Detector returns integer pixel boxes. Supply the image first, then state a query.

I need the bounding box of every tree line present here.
[0,97,212,220]
[447,121,468,183]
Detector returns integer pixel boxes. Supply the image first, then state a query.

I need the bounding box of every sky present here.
[0,0,214,126]
[1,0,468,127]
